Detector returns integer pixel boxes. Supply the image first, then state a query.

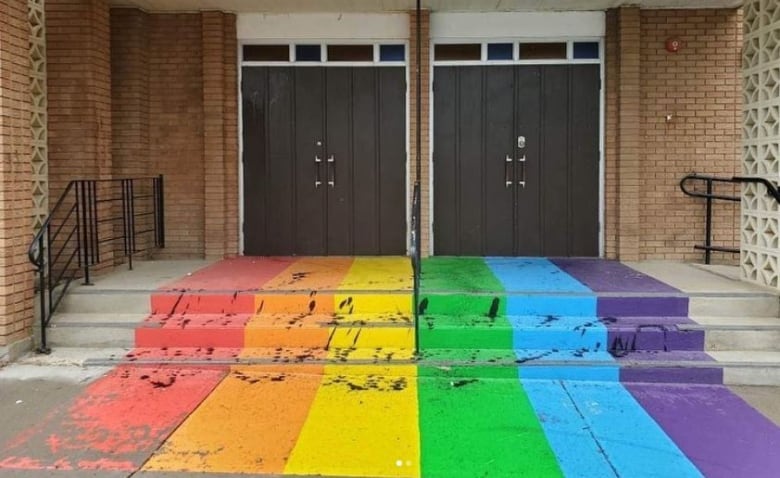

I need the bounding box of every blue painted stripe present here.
[522,379,704,478]
[509,315,607,350]
[522,379,619,477]
[485,257,593,293]
[506,295,597,317]
[563,380,703,477]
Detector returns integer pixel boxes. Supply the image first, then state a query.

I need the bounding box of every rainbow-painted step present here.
[4,256,780,477]
[134,257,414,362]
[418,257,721,383]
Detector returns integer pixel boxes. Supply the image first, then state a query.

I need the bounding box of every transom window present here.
[433,40,601,64]
[241,43,406,65]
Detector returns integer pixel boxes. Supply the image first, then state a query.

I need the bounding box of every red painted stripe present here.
[150,292,256,315]
[0,366,227,472]
[136,314,250,348]
[158,257,297,291]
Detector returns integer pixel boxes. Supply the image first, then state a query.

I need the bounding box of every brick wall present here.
[409,9,431,256]
[638,9,742,262]
[605,7,742,262]
[0,0,34,348]
[110,9,238,258]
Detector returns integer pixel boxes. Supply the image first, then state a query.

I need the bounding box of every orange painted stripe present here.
[244,313,331,349]
[261,257,354,291]
[143,366,324,474]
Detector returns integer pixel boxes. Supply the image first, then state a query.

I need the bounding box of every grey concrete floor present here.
[730,385,780,426]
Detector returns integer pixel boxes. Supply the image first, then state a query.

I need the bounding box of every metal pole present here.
[413,0,422,355]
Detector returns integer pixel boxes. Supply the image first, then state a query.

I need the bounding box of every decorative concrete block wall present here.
[741,0,780,288]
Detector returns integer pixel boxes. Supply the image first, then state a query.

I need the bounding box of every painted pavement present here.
[1,256,779,477]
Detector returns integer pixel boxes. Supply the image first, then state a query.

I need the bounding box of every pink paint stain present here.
[0,366,227,471]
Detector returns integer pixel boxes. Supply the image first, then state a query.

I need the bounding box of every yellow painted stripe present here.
[329,326,414,349]
[338,257,413,291]
[335,293,413,315]
[144,366,323,474]
[284,365,420,478]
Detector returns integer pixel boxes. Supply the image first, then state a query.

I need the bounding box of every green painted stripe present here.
[420,258,506,318]
[418,367,563,478]
[419,314,513,350]
[421,257,504,293]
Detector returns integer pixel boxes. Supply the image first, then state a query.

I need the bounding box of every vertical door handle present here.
[327,155,336,188]
[504,155,513,188]
[517,155,527,188]
[314,155,322,188]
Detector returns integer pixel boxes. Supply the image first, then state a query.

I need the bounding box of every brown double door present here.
[433,64,600,256]
[242,67,406,255]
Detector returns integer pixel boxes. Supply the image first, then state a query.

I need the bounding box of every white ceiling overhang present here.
[110,0,742,13]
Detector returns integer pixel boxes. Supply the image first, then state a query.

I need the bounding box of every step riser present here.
[419,328,704,352]
[688,296,779,317]
[60,293,149,314]
[420,294,688,318]
[705,330,780,352]
[722,367,780,386]
[37,326,135,348]
[151,293,412,315]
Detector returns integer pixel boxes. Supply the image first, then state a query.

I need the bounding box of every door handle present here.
[517,155,527,188]
[505,155,513,188]
[315,155,322,188]
[327,155,335,188]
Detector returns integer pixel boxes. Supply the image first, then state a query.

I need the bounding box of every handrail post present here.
[705,178,713,265]
[37,235,49,354]
[158,174,165,248]
[77,182,91,285]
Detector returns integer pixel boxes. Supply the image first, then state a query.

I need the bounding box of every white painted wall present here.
[237,13,409,41]
[431,11,605,39]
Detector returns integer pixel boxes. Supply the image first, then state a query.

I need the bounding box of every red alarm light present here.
[665,38,681,53]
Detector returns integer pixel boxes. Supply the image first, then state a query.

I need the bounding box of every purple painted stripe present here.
[627,383,780,478]
[551,258,680,293]
[617,350,721,384]
[608,327,705,352]
[620,366,722,384]
[604,316,703,352]
[598,296,689,317]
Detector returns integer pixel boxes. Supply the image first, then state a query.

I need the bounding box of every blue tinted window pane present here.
[573,42,599,59]
[487,43,513,60]
[380,44,405,62]
[296,44,321,62]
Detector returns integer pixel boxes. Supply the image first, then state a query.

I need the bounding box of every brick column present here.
[223,16,239,257]
[47,0,112,190]
[111,8,148,179]
[613,6,642,261]
[47,0,114,267]
[409,9,431,256]
[201,11,238,259]
[0,0,34,355]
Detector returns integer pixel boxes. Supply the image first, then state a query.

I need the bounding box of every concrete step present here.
[137,313,414,349]
[58,290,151,314]
[708,351,780,386]
[688,293,779,318]
[419,315,706,353]
[18,346,780,385]
[685,316,780,352]
[35,313,146,347]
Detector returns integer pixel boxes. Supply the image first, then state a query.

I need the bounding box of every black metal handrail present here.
[680,173,780,264]
[411,181,421,354]
[29,176,165,353]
